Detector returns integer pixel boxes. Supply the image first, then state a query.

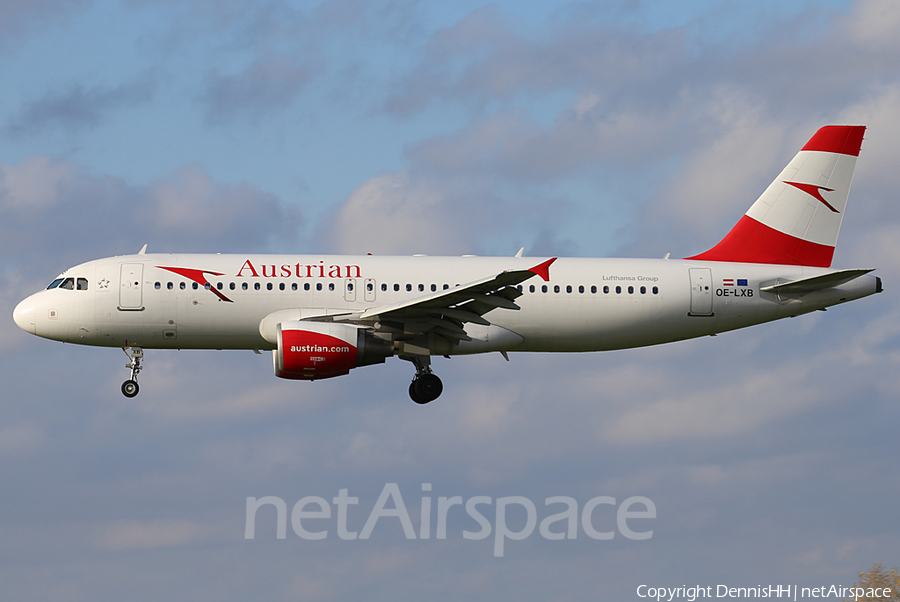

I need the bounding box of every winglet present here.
[529,257,557,281]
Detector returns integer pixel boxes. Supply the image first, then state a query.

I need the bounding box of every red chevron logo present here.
[783,181,839,213]
[156,266,233,302]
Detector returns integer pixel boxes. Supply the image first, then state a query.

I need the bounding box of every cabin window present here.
[192,282,199,290]
[615,286,621,294]
[566,285,572,293]
[242,283,248,290]
[292,283,298,291]
[254,283,260,291]
[554,285,560,293]
[205,283,211,290]
[628,286,634,294]
[578,285,584,293]
[652,286,659,294]
[217,282,223,290]
[603,286,609,294]
[279,283,285,291]
[591,285,597,294]
[443,284,449,290]
[328,283,335,291]
[529,285,535,293]
[541,285,548,293]
[316,283,322,291]
[418,284,424,292]
[230,283,236,290]
[304,283,310,291]
[266,283,273,291]
[406,284,412,292]
[154,282,161,290]
[640,286,646,294]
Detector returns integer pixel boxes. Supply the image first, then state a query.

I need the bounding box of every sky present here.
[1,0,899,600]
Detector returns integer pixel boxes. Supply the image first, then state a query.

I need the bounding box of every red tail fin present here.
[686,125,865,267]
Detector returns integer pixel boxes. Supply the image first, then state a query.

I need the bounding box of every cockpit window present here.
[49,277,88,290]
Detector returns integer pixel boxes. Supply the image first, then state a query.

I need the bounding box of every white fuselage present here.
[13,253,879,354]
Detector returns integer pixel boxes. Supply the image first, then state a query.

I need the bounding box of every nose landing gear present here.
[121,347,143,398]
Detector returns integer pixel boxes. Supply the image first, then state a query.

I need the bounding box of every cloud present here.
[0,0,89,45]
[845,0,900,52]
[0,422,48,457]
[364,0,900,260]
[0,156,75,209]
[329,172,460,255]
[94,519,212,551]
[202,57,311,125]
[0,156,305,354]
[3,71,158,137]
[599,362,823,446]
[385,4,687,116]
[0,156,304,263]
[139,164,304,250]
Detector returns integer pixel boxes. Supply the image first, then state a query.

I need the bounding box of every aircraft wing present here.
[328,257,556,343]
[760,268,874,296]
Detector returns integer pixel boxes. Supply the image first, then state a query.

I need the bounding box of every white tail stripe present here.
[746,148,859,247]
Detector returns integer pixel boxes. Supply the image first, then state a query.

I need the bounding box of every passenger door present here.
[118,263,144,310]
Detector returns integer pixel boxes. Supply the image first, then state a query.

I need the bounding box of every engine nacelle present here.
[273,321,393,380]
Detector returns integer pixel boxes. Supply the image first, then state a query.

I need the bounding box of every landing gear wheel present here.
[401,354,444,404]
[121,347,144,398]
[122,380,140,398]
[410,373,443,404]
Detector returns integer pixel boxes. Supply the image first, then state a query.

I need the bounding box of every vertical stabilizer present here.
[686,125,865,267]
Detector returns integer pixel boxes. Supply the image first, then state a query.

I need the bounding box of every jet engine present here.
[273,321,393,380]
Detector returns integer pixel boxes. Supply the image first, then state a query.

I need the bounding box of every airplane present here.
[12,125,882,404]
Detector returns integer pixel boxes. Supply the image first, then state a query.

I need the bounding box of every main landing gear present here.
[121,346,143,398]
[406,355,443,405]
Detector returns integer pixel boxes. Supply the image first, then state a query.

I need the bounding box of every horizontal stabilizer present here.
[760,269,874,295]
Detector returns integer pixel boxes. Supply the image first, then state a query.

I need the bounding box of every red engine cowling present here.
[274,321,393,380]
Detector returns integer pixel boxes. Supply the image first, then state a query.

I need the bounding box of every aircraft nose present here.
[13,297,36,335]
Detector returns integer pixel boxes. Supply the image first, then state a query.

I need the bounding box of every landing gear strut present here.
[406,355,443,404]
[122,347,143,398]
